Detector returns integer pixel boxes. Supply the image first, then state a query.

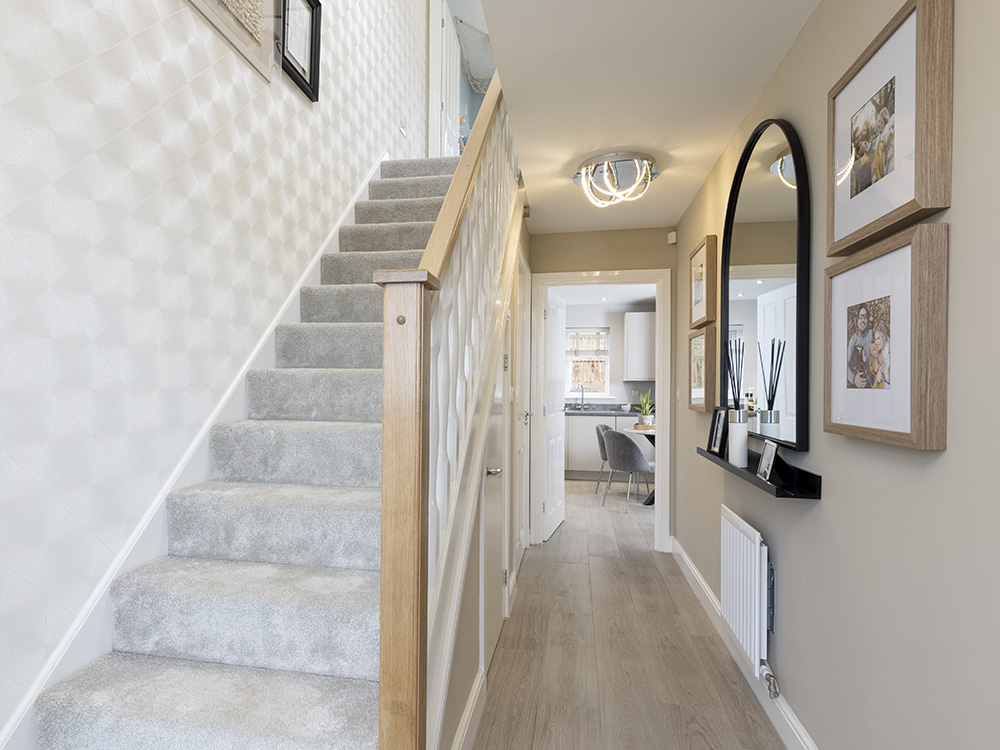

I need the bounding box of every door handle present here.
[486,467,503,476]
[523,411,533,425]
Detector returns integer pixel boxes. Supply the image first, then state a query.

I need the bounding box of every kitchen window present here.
[566,328,610,397]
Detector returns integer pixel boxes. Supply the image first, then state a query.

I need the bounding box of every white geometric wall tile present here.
[0,0,426,735]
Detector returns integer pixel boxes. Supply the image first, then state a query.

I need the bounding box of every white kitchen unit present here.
[623,311,656,381]
[565,413,654,477]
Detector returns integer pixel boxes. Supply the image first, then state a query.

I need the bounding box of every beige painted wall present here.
[673,0,1000,747]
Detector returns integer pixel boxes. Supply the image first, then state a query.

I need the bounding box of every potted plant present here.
[638,389,654,426]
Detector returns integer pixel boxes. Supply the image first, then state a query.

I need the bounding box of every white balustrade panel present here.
[427,102,517,579]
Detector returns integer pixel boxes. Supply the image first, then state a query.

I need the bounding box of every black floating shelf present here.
[697,447,821,499]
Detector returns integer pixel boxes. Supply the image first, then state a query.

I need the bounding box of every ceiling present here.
[478,0,821,235]
[554,284,656,307]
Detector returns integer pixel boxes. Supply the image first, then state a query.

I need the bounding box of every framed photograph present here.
[756,440,779,481]
[707,406,729,456]
[689,326,716,412]
[186,0,277,80]
[827,0,952,257]
[825,223,948,449]
[281,0,322,102]
[690,235,718,328]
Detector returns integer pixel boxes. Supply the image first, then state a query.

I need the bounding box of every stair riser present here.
[300,285,383,323]
[167,490,381,571]
[321,250,424,285]
[355,197,444,224]
[379,156,460,178]
[246,369,382,422]
[111,562,379,681]
[339,222,434,254]
[368,174,452,200]
[211,422,381,487]
[276,324,382,369]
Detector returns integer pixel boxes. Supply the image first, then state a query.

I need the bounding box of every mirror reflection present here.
[727,124,798,445]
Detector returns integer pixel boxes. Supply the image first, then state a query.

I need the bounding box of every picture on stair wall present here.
[185,0,277,81]
[281,0,322,102]
[824,223,948,450]
[827,0,953,257]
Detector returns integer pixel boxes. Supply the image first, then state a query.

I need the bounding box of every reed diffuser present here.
[727,339,748,469]
[757,338,786,424]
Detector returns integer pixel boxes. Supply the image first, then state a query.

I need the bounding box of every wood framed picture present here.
[707,406,729,456]
[689,235,718,328]
[824,223,948,449]
[756,439,778,481]
[186,0,277,80]
[827,0,953,257]
[689,326,716,412]
[281,0,322,102]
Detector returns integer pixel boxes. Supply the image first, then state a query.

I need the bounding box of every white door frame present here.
[529,269,672,552]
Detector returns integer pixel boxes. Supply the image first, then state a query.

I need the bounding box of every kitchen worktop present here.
[564,407,636,417]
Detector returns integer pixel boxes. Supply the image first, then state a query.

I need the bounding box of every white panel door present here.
[541,293,566,540]
[440,2,462,157]
[482,323,508,668]
[757,282,797,420]
[511,263,531,568]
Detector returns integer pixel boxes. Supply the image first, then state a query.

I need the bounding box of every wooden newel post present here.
[374,270,440,750]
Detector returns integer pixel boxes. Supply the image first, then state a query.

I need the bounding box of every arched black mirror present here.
[720,119,810,451]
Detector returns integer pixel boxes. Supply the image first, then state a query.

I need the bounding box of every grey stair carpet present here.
[35,155,458,749]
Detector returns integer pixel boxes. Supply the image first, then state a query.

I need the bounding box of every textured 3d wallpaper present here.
[0,0,427,736]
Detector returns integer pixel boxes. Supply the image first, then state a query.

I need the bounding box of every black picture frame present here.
[756,439,779,481]
[280,0,321,102]
[707,407,729,456]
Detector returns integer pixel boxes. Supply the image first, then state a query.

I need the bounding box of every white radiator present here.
[721,505,769,678]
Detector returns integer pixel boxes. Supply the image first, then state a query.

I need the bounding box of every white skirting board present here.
[670,537,820,750]
[0,154,389,750]
[448,669,486,750]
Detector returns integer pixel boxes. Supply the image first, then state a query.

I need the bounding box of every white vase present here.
[728,409,748,469]
[639,414,653,426]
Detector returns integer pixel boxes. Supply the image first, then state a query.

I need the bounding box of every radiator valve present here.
[760,662,780,699]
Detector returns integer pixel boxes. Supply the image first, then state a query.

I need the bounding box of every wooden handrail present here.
[418,72,504,281]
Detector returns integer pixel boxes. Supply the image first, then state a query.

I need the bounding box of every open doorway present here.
[529,270,672,553]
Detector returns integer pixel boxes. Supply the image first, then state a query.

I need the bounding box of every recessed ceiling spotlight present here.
[600,297,608,301]
[756,280,764,284]
[737,293,744,297]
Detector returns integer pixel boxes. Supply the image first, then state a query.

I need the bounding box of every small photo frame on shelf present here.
[707,406,728,456]
[756,439,779,481]
[824,223,948,449]
[281,0,322,102]
[827,0,952,257]
[690,235,718,328]
[689,326,716,412]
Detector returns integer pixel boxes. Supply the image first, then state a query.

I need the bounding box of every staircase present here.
[34,156,461,750]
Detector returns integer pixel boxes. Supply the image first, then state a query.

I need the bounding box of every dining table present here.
[622,427,655,506]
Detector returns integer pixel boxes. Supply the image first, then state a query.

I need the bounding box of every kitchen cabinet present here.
[623,312,655,381]
[565,415,609,472]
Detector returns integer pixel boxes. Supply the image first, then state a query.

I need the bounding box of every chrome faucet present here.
[577,383,585,409]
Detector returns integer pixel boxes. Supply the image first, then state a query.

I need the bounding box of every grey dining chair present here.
[595,423,614,493]
[602,430,655,513]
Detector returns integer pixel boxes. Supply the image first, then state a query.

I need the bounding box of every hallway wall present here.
[0,0,427,739]
[672,0,1000,747]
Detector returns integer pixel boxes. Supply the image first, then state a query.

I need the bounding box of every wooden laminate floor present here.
[471,481,786,750]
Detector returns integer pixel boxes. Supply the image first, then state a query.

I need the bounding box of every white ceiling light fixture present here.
[573,152,660,207]
[769,150,797,189]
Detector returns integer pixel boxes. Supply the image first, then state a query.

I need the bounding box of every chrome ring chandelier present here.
[573,152,660,208]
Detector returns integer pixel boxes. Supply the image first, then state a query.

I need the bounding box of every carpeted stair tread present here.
[300,284,383,322]
[379,156,460,178]
[276,322,382,369]
[339,221,434,254]
[167,481,380,570]
[355,196,445,224]
[111,557,379,680]
[368,174,453,200]
[211,420,381,487]
[320,249,424,285]
[247,368,382,422]
[35,652,377,750]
